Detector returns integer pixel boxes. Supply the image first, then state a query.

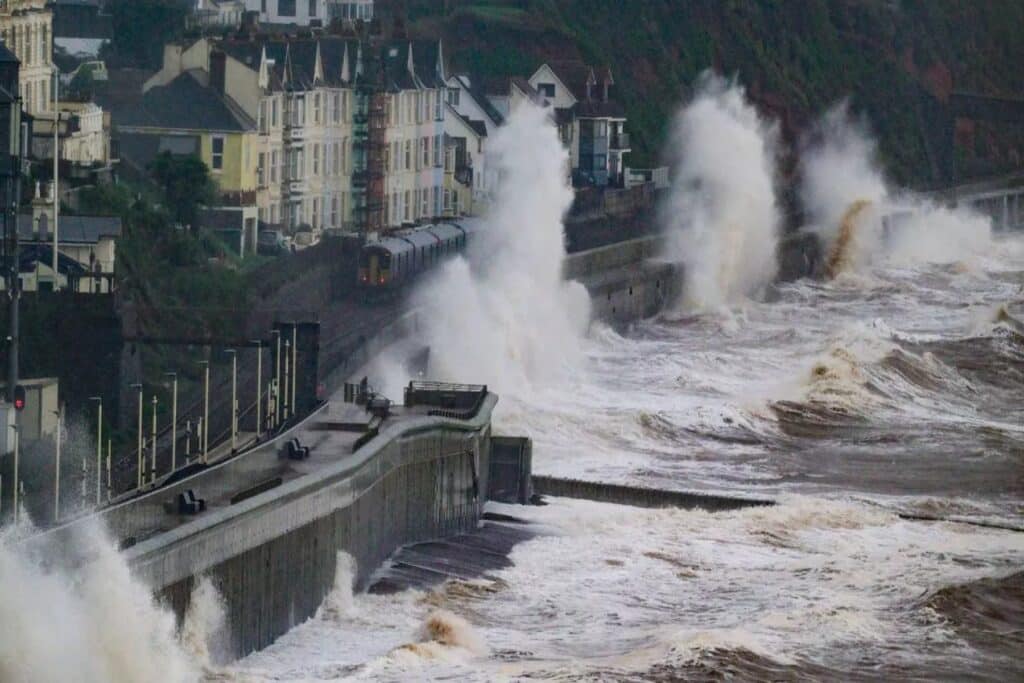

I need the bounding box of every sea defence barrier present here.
[564,235,682,325]
[532,476,773,512]
[30,383,503,659]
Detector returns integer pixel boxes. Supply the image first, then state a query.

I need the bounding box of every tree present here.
[148,152,216,232]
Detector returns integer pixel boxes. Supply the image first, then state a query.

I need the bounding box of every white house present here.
[529,60,630,188]
[243,0,373,26]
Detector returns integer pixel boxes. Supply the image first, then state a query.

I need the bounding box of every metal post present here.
[106,438,111,501]
[282,339,290,420]
[251,340,262,435]
[165,373,177,472]
[185,419,192,461]
[52,73,60,290]
[132,383,143,489]
[272,330,281,427]
[291,324,298,417]
[200,360,210,462]
[53,409,61,521]
[90,397,101,506]
[226,349,237,450]
[150,394,158,483]
[12,427,18,524]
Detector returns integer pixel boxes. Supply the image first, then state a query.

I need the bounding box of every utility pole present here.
[200,360,210,461]
[131,383,143,489]
[226,349,237,450]
[291,324,298,418]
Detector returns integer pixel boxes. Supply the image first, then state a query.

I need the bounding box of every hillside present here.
[394,0,1024,187]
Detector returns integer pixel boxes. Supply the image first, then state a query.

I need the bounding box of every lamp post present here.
[164,372,177,472]
[291,324,298,418]
[282,338,290,421]
[199,360,210,462]
[131,383,143,490]
[52,71,59,290]
[53,408,62,521]
[271,329,281,428]
[250,340,262,436]
[150,394,158,483]
[90,396,101,506]
[226,349,237,450]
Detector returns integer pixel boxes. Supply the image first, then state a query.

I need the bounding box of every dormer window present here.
[538,83,555,98]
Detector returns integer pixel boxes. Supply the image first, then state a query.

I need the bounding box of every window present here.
[404,140,411,170]
[333,93,340,123]
[594,154,607,170]
[421,137,429,168]
[211,136,225,170]
[538,83,555,98]
[340,138,347,171]
[270,150,279,182]
[435,90,443,120]
[313,93,321,124]
[448,88,460,106]
[596,121,608,137]
[261,0,267,12]
[331,196,338,226]
[421,188,429,217]
[278,0,296,17]
[309,0,317,17]
[403,191,410,221]
[433,186,441,216]
[333,142,341,174]
[392,193,399,224]
[313,144,320,175]
[271,98,278,127]
[433,134,441,167]
[259,100,268,134]
[312,198,319,228]
[258,152,266,186]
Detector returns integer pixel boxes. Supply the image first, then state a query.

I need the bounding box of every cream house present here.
[0,0,54,115]
[145,35,448,234]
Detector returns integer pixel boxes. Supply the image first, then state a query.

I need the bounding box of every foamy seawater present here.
[220,235,1024,681]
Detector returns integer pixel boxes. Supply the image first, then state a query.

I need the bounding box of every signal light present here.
[12,385,25,411]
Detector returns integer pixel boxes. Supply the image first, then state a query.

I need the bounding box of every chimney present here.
[211,50,227,94]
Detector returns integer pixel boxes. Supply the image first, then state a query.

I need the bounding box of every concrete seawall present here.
[533,476,773,512]
[564,235,683,325]
[34,394,498,659]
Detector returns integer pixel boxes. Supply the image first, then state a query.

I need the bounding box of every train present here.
[357,219,483,292]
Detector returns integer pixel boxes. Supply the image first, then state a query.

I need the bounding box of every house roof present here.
[543,60,596,101]
[446,104,486,139]
[118,71,254,132]
[450,74,504,127]
[17,214,122,244]
[218,37,447,93]
[510,76,546,106]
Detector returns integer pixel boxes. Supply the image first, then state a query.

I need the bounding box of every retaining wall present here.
[532,476,773,512]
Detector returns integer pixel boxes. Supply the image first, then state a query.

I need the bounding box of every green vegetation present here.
[103,0,189,69]
[406,0,1024,186]
[148,152,217,233]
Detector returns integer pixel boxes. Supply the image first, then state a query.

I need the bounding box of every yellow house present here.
[117,71,260,253]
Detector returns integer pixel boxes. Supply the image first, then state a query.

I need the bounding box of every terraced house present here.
[0,0,54,115]
[141,34,448,237]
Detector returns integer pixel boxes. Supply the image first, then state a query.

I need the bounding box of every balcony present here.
[610,132,631,150]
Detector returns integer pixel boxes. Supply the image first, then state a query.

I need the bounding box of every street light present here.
[271,329,281,428]
[291,324,298,418]
[250,340,263,436]
[89,396,101,506]
[282,338,290,421]
[164,372,178,472]
[130,383,143,490]
[199,360,210,462]
[226,349,237,450]
[150,394,158,484]
[53,407,62,522]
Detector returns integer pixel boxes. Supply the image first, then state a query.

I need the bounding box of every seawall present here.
[564,235,682,325]
[33,393,498,659]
